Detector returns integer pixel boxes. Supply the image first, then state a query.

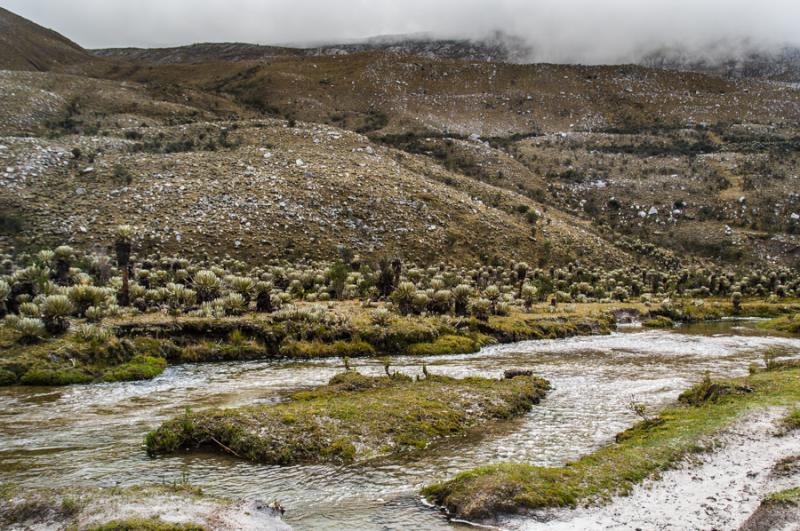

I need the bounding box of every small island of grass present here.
[145,369,550,465]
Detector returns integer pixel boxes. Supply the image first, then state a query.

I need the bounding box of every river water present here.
[2,320,799,530]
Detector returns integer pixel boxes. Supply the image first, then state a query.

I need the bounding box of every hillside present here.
[85,52,800,137]
[642,45,800,84]
[0,7,90,71]
[1,7,799,268]
[91,32,532,65]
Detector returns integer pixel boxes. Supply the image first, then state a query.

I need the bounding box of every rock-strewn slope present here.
[0,114,631,265]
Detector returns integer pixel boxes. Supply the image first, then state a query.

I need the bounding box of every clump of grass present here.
[643,315,674,328]
[677,371,753,406]
[101,355,167,382]
[88,518,205,531]
[765,486,800,505]
[278,339,375,358]
[759,314,800,335]
[781,409,800,432]
[405,335,480,356]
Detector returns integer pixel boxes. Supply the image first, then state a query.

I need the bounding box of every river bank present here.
[3,299,798,387]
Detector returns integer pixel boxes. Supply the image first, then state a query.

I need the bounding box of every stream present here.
[2,320,800,530]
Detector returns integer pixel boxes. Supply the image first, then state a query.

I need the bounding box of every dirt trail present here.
[503,408,800,530]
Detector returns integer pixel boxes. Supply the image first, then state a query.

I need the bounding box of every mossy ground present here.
[88,518,205,531]
[643,315,674,328]
[0,327,170,386]
[405,334,485,356]
[145,370,550,465]
[422,364,800,520]
[766,486,800,505]
[782,408,800,431]
[760,314,800,335]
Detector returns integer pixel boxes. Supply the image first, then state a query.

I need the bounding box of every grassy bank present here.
[422,363,800,521]
[145,370,550,465]
[0,327,171,386]
[3,300,796,387]
[760,314,800,335]
[0,302,619,386]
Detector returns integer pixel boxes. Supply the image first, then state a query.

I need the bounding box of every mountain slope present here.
[0,7,90,71]
[91,32,532,65]
[0,115,632,267]
[1,6,798,268]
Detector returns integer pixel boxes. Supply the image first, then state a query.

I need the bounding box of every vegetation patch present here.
[760,314,800,335]
[405,335,482,356]
[89,518,205,531]
[422,364,800,520]
[101,355,167,382]
[0,483,282,530]
[781,409,800,432]
[0,329,170,386]
[278,339,375,358]
[643,315,674,328]
[765,486,800,505]
[145,370,550,465]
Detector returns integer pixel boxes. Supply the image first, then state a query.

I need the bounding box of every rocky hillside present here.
[0,7,90,71]
[642,45,800,84]
[84,52,800,137]
[1,7,799,268]
[0,110,629,265]
[91,31,532,65]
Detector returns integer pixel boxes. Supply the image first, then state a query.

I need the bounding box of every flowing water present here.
[2,320,800,530]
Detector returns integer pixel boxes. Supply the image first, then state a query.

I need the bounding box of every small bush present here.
[0,368,17,385]
[15,317,45,343]
[102,355,167,382]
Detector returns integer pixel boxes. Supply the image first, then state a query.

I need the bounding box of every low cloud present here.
[3,0,799,63]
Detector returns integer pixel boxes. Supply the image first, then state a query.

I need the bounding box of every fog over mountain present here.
[3,0,799,64]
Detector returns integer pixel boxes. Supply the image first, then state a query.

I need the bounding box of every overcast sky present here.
[3,0,799,63]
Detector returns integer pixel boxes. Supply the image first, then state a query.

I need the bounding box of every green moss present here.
[643,316,674,328]
[101,355,167,382]
[759,314,800,335]
[177,339,265,363]
[146,371,550,465]
[477,313,612,342]
[422,366,800,520]
[405,335,480,356]
[20,366,94,386]
[782,409,800,431]
[88,518,205,531]
[765,486,800,505]
[658,301,799,324]
[278,339,375,358]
